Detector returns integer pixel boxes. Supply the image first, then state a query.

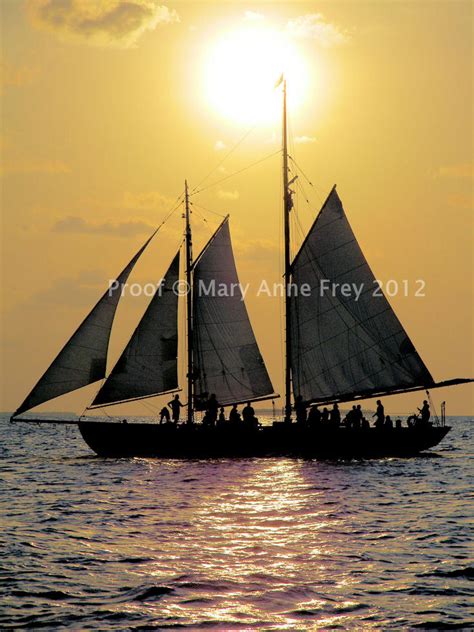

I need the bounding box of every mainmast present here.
[282,79,292,423]
[184,181,194,424]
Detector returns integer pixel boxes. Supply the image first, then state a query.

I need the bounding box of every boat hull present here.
[78,422,451,459]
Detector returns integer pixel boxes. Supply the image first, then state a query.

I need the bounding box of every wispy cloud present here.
[295,135,317,144]
[214,140,226,151]
[235,237,278,263]
[1,159,71,176]
[52,216,154,237]
[244,10,264,21]
[27,0,180,49]
[437,163,473,179]
[287,13,349,47]
[17,269,108,311]
[121,190,172,211]
[217,190,239,201]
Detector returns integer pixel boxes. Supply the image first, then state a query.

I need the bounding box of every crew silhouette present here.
[168,394,183,423]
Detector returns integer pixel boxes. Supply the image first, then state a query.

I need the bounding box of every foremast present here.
[184,181,194,424]
[282,79,292,423]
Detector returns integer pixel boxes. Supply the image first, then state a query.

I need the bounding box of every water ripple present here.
[0,415,472,629]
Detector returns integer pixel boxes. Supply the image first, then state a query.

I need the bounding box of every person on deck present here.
[330,403,341,426]
[373,400,385,428]
[206,393,219,424]
[321,407,329,424]
[242,402,259,428]
[308,406,321,426]
[218,407,226,423]
[242,402,255,423]
[352,406,362,429]
[418,400,430,424]
[168,394,183,423]
[229,404,241,423]
[385,415,393,429]
[159,406,170,424]
[344,406,357,428]
[295,395,307,424]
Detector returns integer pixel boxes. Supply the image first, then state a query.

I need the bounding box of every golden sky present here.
[1,0,473,416]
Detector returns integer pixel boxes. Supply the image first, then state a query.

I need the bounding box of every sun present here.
[203,24,308,125]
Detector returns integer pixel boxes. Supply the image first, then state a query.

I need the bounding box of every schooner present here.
[11,80,472,458]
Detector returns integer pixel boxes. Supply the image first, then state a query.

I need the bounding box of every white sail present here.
[15,234,155,416]
[290,186,434,403]
[193,218,275,408]
[90,251,180,407]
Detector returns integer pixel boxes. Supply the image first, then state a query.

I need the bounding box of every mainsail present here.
[290,186,434,404]
[193,218,275,408]
[14,234,155,416]
[90,251,180,408]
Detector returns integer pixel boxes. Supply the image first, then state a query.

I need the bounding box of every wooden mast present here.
[282,79,292,423]
[184,180,194,424]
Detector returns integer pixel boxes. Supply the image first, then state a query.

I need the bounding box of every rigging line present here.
[293,208,308,245]
[289,154,315,189]
[152,191,185,234]
[191,149,282,196]
[292,160,325,214]
[190,126,258,194]
[426,389,440,425]
[189,205,210,226]
[295,175,311,206]
[191,200,227,219]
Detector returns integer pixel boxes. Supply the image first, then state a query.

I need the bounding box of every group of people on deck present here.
[296,396,431,430]
[159,393,431,429]
[158,394,260,428]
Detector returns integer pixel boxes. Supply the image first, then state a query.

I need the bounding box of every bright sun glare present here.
[204,24,308,125]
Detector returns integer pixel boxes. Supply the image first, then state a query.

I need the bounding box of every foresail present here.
[290,187,434,404]
[193,218,275,408]
[15,234,155,416]
[90,251,180,408]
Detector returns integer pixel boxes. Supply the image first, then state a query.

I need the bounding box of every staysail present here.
[290,186,434,404]
[90,251,180,408]
[14,234,155,416]
[193,218,276,408]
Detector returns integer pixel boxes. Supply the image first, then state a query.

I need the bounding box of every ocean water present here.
[1,414,473,630]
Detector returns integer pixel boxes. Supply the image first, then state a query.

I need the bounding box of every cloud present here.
[295,135,317,144]
[52,215,155,236]
[437,163,473,179]
[244,11,264,21]
[234,238,278,264]
[217,190,239,201]
[287,13,349,47]
[17,269,107,311]
[27,0,180,48]
[1,159,71,176]
[121,190,172,210]
[214,140,226,151]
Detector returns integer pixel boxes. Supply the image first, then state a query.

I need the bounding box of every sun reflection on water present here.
[3,418,473,630]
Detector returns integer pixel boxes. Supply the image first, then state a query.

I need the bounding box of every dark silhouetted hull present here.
[79,422,451,459]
